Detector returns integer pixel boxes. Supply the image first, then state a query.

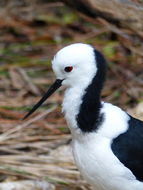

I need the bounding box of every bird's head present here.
[23,43,99,119]
[52,43,97,87]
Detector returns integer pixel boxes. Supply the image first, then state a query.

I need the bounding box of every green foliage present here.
[102,42,117,59]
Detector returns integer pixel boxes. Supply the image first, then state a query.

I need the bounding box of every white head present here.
[52,43,97,87]
[23,43,100,119]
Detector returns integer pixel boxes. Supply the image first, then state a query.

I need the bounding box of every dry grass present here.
[0,3,142,189]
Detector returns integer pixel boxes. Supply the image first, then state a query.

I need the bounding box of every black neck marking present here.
[76,49,107,132]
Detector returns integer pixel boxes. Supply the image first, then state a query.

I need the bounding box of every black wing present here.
[111,115,143,182]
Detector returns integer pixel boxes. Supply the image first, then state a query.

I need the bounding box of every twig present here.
[9,68,24,89]
[73,27,108,42]
[17,68,41,96]
[0,105,57,142]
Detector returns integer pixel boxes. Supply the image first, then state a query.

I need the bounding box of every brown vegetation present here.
[0,1,142,189]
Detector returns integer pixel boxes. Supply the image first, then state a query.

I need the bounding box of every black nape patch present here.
[77,49,107,132]
[111,115,143,182]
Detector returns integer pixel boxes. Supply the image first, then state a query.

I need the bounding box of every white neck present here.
[62,75,96,137]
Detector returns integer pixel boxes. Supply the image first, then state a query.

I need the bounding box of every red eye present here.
[64,66,73,72]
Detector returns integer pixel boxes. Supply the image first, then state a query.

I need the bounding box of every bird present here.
[23,43,143,190]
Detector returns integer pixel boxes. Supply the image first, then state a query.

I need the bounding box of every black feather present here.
[77,49,106,132]
[111,115,143,181]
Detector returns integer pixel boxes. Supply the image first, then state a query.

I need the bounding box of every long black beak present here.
[23,79,63,120]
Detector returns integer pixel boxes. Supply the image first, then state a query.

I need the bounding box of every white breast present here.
[72,134,143,190]
[70,103,143,190]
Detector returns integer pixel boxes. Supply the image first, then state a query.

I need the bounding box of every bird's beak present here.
[23,79,63,120]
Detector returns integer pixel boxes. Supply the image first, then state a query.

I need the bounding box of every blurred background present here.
[0,0,142,189]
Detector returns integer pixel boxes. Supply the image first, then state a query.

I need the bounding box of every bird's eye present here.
[64,66,73,72]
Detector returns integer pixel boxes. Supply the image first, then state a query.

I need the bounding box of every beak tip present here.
[22,114,28,121]
[22,79,63,120]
